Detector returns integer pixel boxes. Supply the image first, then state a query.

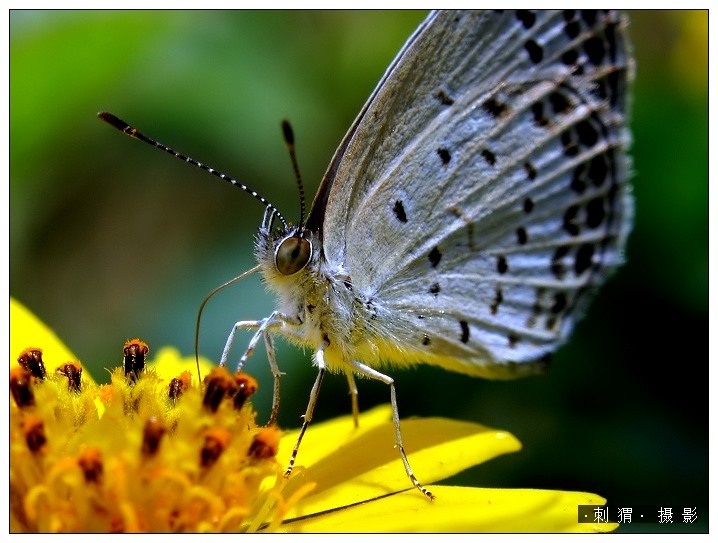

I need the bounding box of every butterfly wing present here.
[315,10,633,378]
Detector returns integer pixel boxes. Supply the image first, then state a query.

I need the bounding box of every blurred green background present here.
[10,11,707,533]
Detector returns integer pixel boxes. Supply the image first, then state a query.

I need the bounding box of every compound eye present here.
[275,236,311,275]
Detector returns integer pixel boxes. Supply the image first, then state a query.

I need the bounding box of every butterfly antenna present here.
[98,112,288,230]
[281,120,306,227]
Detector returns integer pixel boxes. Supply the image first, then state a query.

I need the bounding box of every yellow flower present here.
[10,298,618,533]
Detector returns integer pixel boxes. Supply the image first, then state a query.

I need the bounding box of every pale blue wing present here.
[316,10,633,377]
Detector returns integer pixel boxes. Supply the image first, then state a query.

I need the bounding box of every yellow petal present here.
[10,298,89,382]
[280,406,521,518]
[278,404,395,468]
[280,485,617,533]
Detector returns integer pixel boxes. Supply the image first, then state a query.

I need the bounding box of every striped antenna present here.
[97,112,288,229]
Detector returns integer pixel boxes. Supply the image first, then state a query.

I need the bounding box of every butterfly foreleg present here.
[220,311,299,426]
[219,311,298,371]
[284,342,327,479]
[263,332,282,427]
[347,359,434,500]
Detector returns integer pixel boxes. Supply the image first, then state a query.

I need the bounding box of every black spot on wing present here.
[481,149,497,166]
[576,120,599,147]
[589,154,609,187]
[550,91,573,114]
[552,292,567,314]
[434,89,455,106]
[393,200,407,223]
[524,162,537,180]
[575,243,595,275]
[459,320,470,344]
[497,255,508,274]
[584,35,606,66]
[516,10,536,29]
[428,247,442,268]
[524,39,543,63]
[516,227,528,245]
[562,48,579,66]
[564,19,580,39]
[483,98,509,118]
[586,197,606,228]
[523,197,534,214]
[437,148,451,165]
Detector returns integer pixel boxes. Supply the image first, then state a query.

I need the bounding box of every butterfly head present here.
[256,197,319,275]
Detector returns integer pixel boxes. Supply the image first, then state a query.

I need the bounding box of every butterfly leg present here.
[263,332,282,427]
[220,313,279,369]
[220,312,296,426]
[347,359,434,500]
[220,310,305,371]
[285,343,327,478]
[346,372,360,428]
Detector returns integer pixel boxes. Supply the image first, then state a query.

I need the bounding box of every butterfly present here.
[100,9,634,499]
